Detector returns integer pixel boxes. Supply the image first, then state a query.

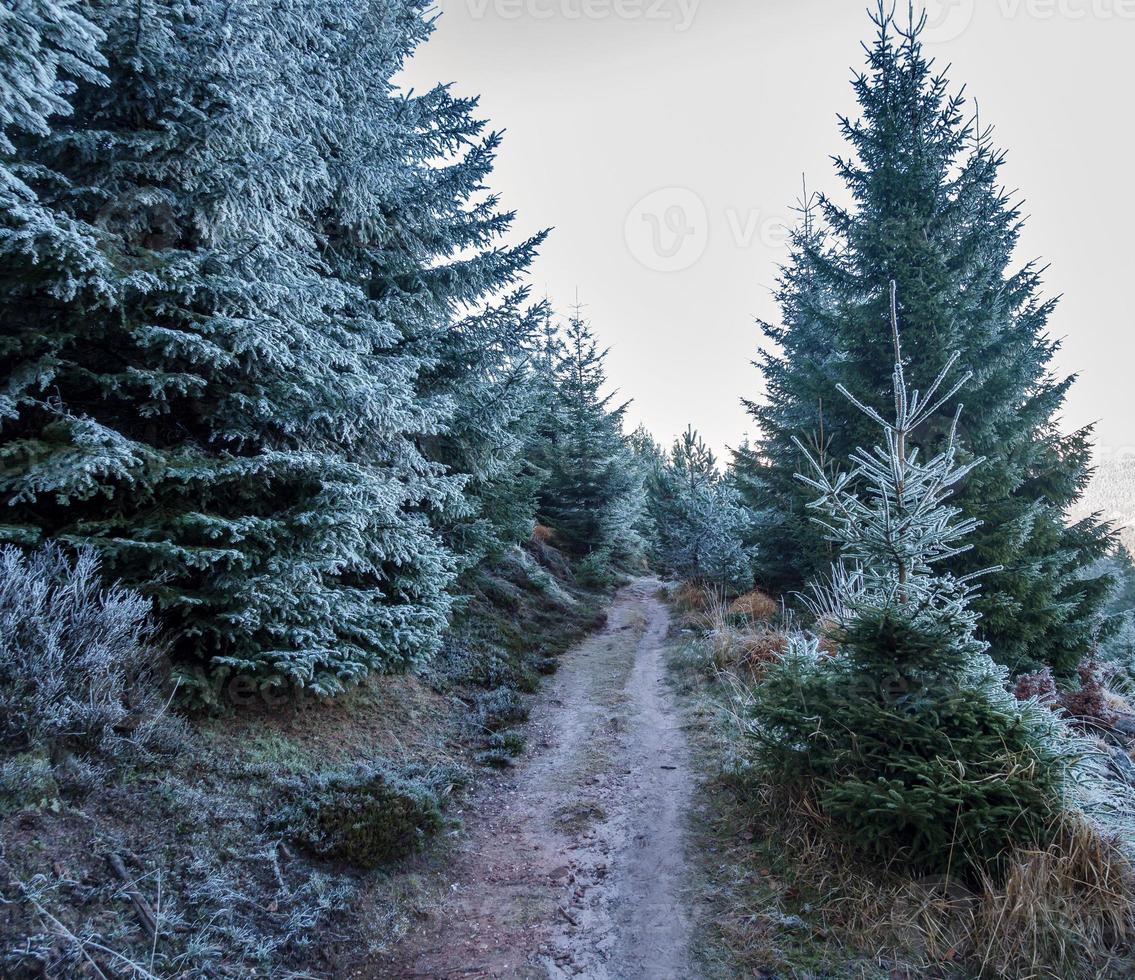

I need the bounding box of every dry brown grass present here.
[727,589,780,622]
[532,523,556,545]
[725,630,792,678]
[673,581,712,614]
[686,655,1135,978]
[674,585,792,678]
[814,613,844,656]
[710,765,1135,979]
[972,815,1135,977]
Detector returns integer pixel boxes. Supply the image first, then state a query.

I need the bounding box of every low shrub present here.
[445,645,542,693]
[0,753,59,815]
[476,730,527,768]
[281,763,444,869]
[712,767,1135,979]
[533,656,559,676]
[575,548,615,590]
[472,687,529,732]
[747,625,1071,878]
[486,730,526,756]
[1014,665,1059,704]
[0,544,178,763]
[1060,655,1119,727]
[1015,658,1133,731]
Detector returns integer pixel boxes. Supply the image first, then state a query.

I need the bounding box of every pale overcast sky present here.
[400,0,1135,463]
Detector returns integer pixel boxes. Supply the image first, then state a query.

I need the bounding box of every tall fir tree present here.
[734,195,840,591]
[647,427,755,591]
[750,284,1072,875]
[524,312,570,535]
[0,0,543,694]
[626,423,666,554]
[533,307,643,566]
[1098,545,1135,665]
[341,55,550,570]
[738,5,1114,675]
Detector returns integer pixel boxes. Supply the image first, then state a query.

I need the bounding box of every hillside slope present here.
[0,539,608,977]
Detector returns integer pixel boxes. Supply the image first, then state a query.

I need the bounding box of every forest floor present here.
[0,542,616,979]
[372,577,703,980]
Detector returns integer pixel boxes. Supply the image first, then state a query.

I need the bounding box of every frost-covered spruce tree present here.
[520,314,568,529]
[0,0,108,451]
[327,25,550,571]
[626,424,667,557]
[648,428,755,591]
[733,195,840,590]
[534,309,643,568]
[0,1,464,694]
[428,295,549,568]
[749,283,1072,876]
[738,5,1114,675]
[263,1,550,571]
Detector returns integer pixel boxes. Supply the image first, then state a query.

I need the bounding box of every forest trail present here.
[381,578,700,979]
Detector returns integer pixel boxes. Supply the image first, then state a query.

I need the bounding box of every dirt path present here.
[380,578,699,979]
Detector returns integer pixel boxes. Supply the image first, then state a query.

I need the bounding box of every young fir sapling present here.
[748,283,1073,876]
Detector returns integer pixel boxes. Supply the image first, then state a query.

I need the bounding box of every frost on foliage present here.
[792,281,993,666]
[530,309,646,568]
[279,763,445,869]
[738,5,1114,676]
[0,1,549,693]
[748,283,1078,875]
[0,544,172,761]
[646,427,756,591]
[0,0,105,152]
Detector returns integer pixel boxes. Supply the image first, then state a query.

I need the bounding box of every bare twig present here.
[108,852,159,941]
[557,905,580,927]
[17,880,112,980]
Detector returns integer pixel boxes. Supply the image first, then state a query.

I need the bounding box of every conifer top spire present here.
[738,5,1116,674]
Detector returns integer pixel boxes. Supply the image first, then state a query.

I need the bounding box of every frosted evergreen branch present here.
[835,383,891,430]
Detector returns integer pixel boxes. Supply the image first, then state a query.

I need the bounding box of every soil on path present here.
[377,578,699,979]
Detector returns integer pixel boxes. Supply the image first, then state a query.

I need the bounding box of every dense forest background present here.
[3,2,1135,977]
